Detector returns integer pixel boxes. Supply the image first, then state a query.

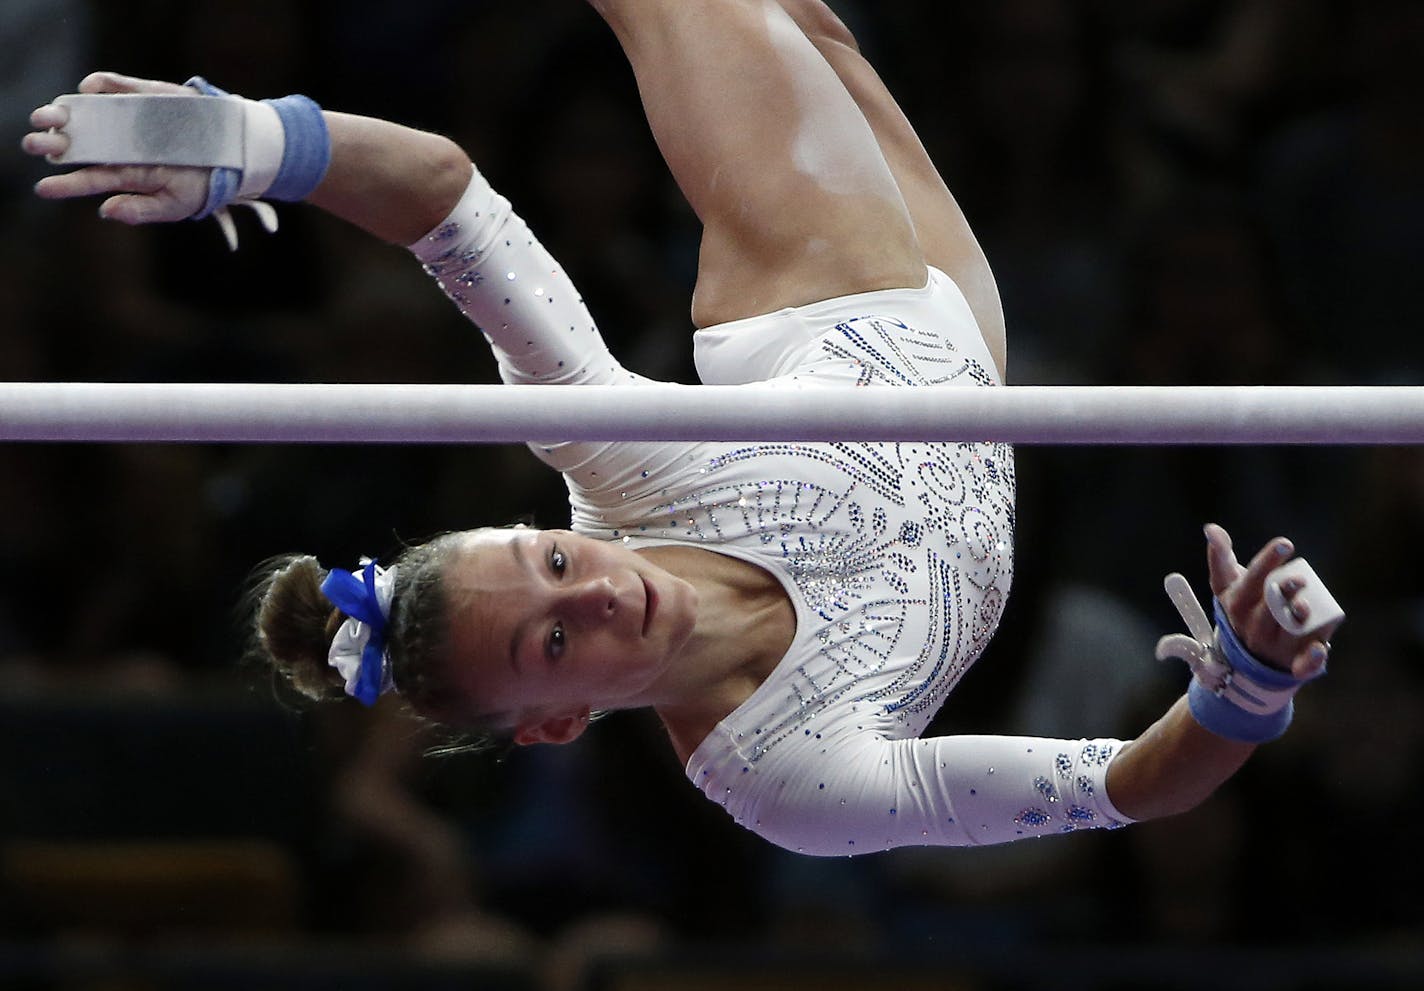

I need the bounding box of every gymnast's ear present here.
[513,707,591,746]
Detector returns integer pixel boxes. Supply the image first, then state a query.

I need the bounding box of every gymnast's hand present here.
[1204,522,1338,679]
[21,72,210,225]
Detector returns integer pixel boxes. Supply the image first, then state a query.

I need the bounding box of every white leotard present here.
[411,172,1132,855]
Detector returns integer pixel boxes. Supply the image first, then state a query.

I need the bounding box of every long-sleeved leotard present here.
[411,170,1132,854]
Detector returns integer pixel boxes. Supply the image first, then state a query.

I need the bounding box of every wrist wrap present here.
[183,76,329,215]
[1183,599,1319,743]
[1156,572,1327,744]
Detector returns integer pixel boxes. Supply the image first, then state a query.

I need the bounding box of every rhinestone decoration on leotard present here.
[821,316,970,388]
[695,444,908,508]
[1015,808,1052,828]
[1036,745,1129,833]
[625,452,1007,764]
[781,531,879,618]
[419,203,637,401]
[823,319,922,387]
[1081,743,1116,767]
[568,317,1018,768]
[869,552,968,719]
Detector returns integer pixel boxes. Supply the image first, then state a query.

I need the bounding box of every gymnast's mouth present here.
[641,577,657,637]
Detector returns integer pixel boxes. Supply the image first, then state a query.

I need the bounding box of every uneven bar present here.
[0,383,1420,445]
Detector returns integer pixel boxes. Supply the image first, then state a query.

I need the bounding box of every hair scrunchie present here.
[321,559,398,706]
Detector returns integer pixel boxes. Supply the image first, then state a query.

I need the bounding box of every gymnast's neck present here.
[637,544,796,764]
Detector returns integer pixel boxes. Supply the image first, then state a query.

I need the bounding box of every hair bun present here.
[250,554,347,701]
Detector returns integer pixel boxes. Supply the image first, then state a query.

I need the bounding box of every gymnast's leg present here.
[586,0,927,328]
[769,0,1006,378]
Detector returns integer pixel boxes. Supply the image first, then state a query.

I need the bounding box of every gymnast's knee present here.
[771,0,862,53]
[584,0,705,20]
[590,0,835,29]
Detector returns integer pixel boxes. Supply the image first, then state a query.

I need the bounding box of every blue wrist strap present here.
[184,77,238,220]
[183,76,330,218]
[1186,599,1319,743]
[263,94,330,202]
[1187,678,1293,743]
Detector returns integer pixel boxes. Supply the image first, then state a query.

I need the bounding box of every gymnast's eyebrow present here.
[508,537,530,672]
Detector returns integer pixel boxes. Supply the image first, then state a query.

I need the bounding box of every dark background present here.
[1,1,1421,989]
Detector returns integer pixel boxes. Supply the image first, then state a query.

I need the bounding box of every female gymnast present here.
[22,0,1339,855]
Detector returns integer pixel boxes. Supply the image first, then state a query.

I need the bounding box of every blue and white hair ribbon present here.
[321,559,398,706]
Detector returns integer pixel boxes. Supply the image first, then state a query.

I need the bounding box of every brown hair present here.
[246,532,499,745]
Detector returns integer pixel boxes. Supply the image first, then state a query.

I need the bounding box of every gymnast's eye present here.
[548,623,566,660]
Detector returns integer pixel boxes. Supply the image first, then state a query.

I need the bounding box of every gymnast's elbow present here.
[730,785,889,858]
[415,133,476,218]
[746,814,856,858]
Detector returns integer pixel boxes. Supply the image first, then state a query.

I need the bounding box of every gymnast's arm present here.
[314,110,634,394]
[1105,697,1251,820]
[305,113,470,246]
[24,71,642,471]
[23,71,635,382]
[708,526,1337,853]
[22,72,469,246]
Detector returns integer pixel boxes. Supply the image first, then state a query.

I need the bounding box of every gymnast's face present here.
[441,527,698,744]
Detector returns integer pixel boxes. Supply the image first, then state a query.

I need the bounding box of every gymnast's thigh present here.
[588,0,927,328]
[770,0,1006,379]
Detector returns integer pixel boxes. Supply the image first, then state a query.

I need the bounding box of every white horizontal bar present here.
[0,383,1420,444]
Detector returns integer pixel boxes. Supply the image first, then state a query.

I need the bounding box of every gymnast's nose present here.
[565,576,619,625]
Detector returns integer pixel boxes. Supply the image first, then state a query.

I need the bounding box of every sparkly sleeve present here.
[408,169,655,474]
[409,170,640,388]
[691,729,1134,855]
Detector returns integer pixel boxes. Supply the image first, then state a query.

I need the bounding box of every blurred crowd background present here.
[1,0,1422,989]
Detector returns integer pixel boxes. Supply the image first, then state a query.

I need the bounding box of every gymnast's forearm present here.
[1104,696,1254,821]
[306,112,474,246]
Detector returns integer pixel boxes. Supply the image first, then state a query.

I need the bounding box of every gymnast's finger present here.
[1236,536,1294,606]
[1204,523,1246,597]
[22,103,70,159]
[79,71,189,96]
[1276,576,1310,625]
[1289,640,1330,680]
[96,193,184,225]
[21,126,68,159]
[29,103,69,131]
[1303,618,1343,656]
[33,165,166,202]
